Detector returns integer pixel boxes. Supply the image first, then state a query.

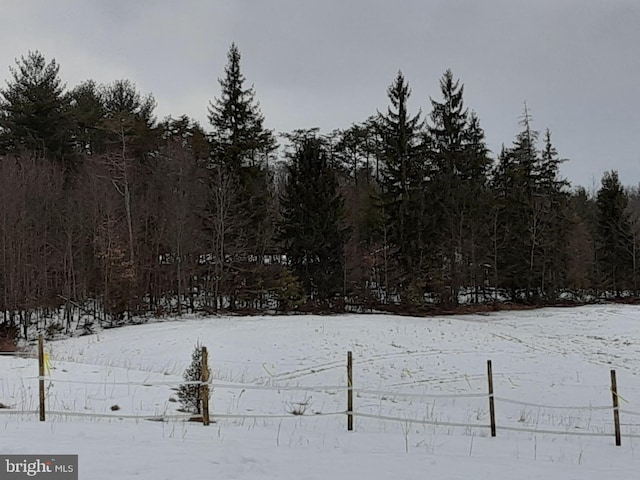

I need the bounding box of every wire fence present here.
[493,396,612,411]
[1,346,639,444]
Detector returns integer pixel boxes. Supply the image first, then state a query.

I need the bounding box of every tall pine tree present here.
[0,51,74,167]
[207,44,279,306]
[428,70,491,305]
[208,43,276,171]
[377,71,427,303]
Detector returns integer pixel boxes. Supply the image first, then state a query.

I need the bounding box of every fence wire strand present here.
[0,352,36,357]
[495,396,612,411]
[353,412,489,429]
[620,409,640,417]
[214,382,346,392]
[45,410,195,420]
[0,410,38,415]
[24,376,203,387]
[354,388,487,400]
[210,411,346,420]
[497,424,613,438]
[40,410,346,421]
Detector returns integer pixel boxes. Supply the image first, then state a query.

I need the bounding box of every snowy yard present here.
[2,304,640,479]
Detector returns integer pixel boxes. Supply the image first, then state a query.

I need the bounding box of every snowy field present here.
[2,304,640,479]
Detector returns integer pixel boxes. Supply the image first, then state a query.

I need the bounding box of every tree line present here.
[0,45,638,335]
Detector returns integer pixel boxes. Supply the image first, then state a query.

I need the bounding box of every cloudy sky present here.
[1,0,639,188]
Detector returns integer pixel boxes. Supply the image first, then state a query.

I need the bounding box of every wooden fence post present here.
[487,359,496,437]
[38,334,45,422]
[201,346,210,426]
[347,351,353,431]
[611,369,621,446]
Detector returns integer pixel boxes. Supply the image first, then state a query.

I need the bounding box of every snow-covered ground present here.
[2,304,640,479]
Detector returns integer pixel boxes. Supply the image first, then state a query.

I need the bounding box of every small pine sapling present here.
[178,342,211,414]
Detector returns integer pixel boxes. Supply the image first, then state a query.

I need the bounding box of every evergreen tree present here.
[278,135,348,303]
[0,51,74,166]
[334,122,375,183]
[491,106,539,299]
[207,44,279,307]
[491,145,523,298]
[158,114,209,162]
[208,43,276,171]
[596,171,633,296]
[68,79,157,157]
[377,71,427,302]
[100,79,157,157]
[101,79,156,127]
[492,108,570,301]
[461,112,493,301]
[428,70,491,305]
[536,129,571,295]
[178,342,210,415]
[68,80,106,155]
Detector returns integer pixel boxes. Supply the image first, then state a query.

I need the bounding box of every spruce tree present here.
[428,70,491,305]
[377,71,427,302]
[492,107,570,300]
[461,112,493,302]
[178,342,211,415]
[208,43,276,171]
[536,129,571,295]
[278,135,348,303]
[207,44,278,307]
[596,171,633,296]
[491,107,539,299]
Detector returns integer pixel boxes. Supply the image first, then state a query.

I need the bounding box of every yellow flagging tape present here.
[43,353,52,375]
[611,389,629,404]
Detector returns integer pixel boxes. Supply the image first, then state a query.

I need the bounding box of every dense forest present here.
[1,45,639,337]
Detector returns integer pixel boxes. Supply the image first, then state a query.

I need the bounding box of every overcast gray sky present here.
[2,0,639,188]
